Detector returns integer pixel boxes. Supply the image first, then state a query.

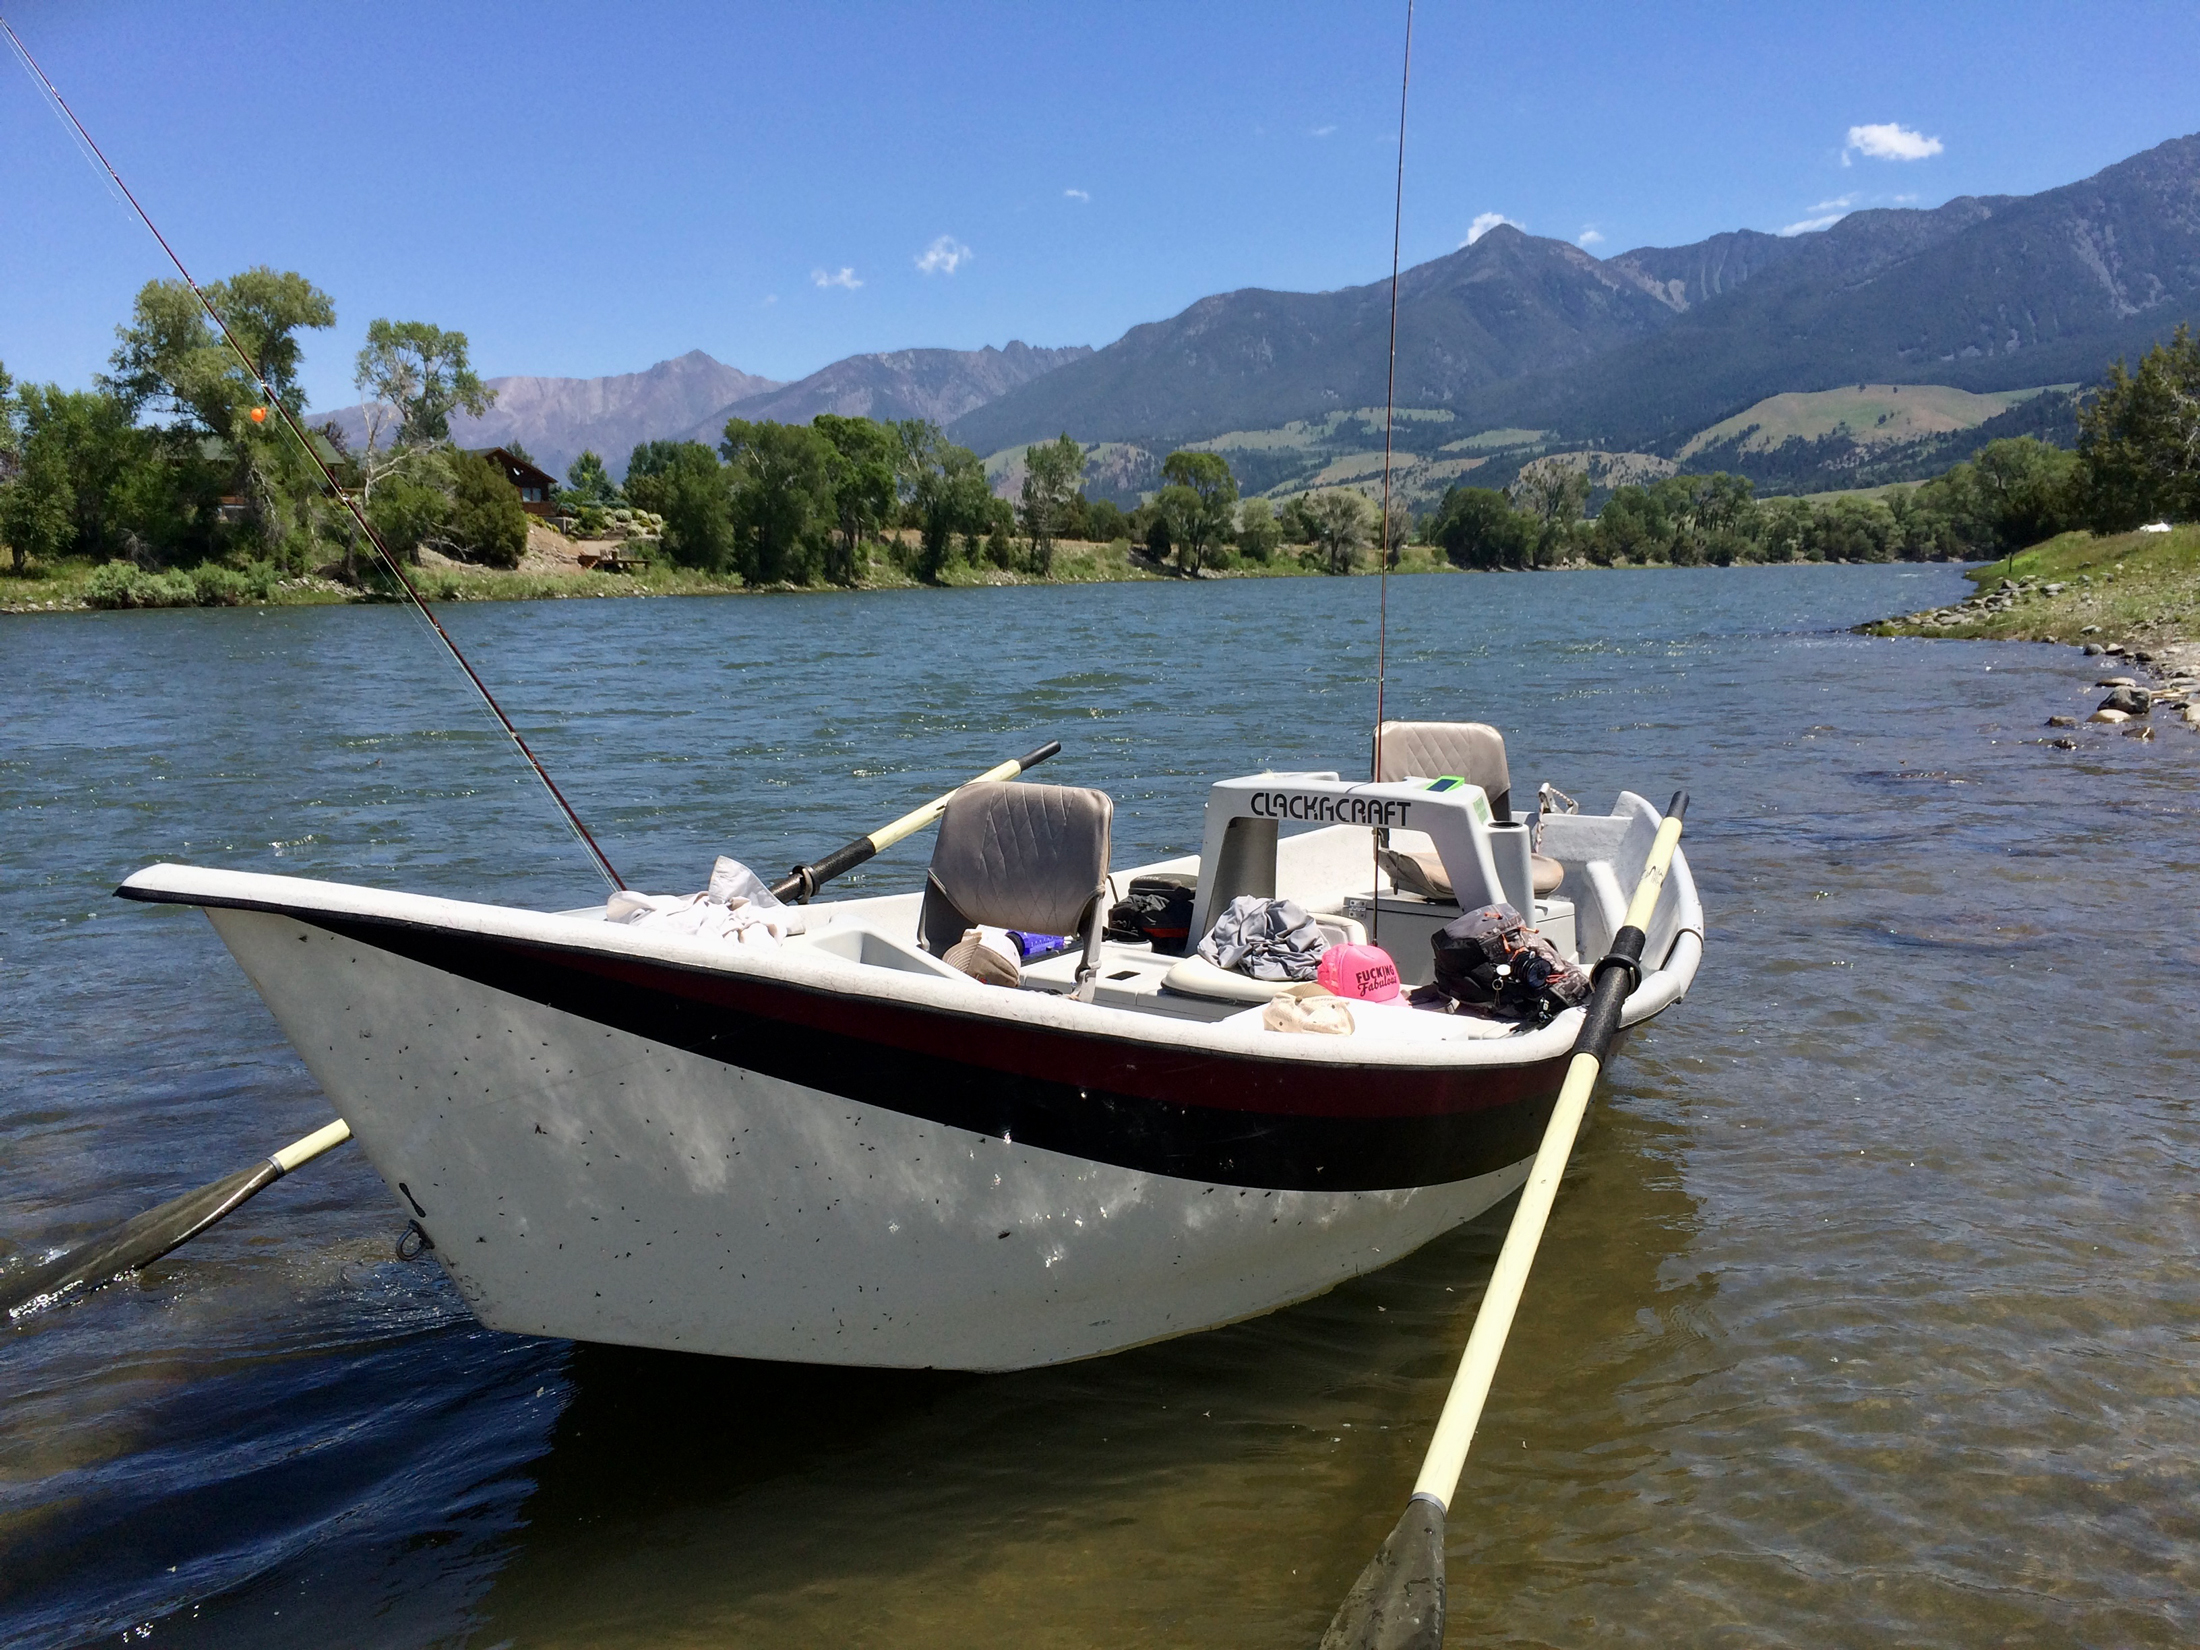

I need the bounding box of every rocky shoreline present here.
[1861,525,2200,739]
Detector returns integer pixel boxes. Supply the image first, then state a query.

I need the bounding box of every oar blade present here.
[1319,1497,1445,1650]
[5,1160,277,1320]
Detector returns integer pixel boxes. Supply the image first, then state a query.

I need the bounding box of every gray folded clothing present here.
[1196,895,1326,982]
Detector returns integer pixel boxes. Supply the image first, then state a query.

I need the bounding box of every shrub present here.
[190,564,248,605]
[446,449,528,568]
[84,560,196,608]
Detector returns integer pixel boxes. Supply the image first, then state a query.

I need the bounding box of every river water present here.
[3,567,2196,1648]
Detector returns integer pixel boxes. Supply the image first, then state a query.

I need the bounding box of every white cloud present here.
[914,235,972,275]
[1809,194,1856,213]
[1309,124,1337,137]
[1064,187,1090,203]
[1577,227,1605,246]
[1844,122,1943,162]
[1778,212,1849,237]
[811,266,862,289]
[1462,211,1523,246]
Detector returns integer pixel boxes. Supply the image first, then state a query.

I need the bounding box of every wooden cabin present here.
[474,447,559,518]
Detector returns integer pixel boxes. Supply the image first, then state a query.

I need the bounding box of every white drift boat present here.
[118,721,1700,1371]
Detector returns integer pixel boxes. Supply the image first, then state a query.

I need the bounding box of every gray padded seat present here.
[1373,720,1561,900]
[1376,720,1510,817]
[920,781,1113,995]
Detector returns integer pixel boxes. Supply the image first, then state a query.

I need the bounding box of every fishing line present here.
[1,14,626,891]
[1370,0,1415,941]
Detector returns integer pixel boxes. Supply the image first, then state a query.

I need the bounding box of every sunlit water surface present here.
[3,567,2196,1648]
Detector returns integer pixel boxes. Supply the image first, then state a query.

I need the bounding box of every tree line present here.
[0,268,540,592]
[1425,326,2200,570]
[7,276,2198,593]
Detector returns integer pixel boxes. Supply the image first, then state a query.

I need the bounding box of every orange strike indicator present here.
[249,406,267,423]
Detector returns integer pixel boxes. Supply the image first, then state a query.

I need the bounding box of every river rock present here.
[2046,715,2079,728]
[2124,724,2156,740]
[2095,676,2137,688]
[2050,736,2078,749]
[2089,708,2131,724]
[2082,642,2106,655]
[2098,686,2153,715]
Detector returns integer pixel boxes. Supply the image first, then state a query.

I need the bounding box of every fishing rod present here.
[1370,0,1413,788]
[1,15,626,892]
[1367,0,1414,948]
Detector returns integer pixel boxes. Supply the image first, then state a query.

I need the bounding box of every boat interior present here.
[758,721,1694,1031]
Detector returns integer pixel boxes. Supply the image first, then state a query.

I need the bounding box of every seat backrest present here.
[1375,721,1510,817]
[920,781,1113,954]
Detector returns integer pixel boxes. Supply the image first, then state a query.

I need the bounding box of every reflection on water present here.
[5,567,2198,1647]
[465,1102,1695,1649]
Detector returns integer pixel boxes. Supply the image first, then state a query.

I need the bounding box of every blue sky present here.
[4,1,2198,414]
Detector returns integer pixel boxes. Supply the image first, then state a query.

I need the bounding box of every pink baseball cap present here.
[1317,943,1401,1003]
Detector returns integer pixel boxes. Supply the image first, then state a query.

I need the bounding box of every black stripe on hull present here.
[172,892,1584,1191]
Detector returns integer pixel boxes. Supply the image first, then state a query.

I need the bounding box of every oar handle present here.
[769,741,1061,903]
[1409,791,1686,1511]
[1321,792,1687,1650]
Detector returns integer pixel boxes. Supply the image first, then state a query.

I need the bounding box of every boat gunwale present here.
[115,846,1698,1079]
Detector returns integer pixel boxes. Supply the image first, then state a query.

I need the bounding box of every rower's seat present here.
[1374,720,1562,900]
[920,781,1113,999]
[1375,720,1511,815]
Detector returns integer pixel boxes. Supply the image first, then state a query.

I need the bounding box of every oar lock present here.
[1589,949,1643,995]
[396,1219,436,1262]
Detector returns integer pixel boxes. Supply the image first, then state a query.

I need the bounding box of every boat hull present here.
[205,904,1561,1369]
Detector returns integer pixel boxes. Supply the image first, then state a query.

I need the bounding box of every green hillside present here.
[1677,384,2056,459]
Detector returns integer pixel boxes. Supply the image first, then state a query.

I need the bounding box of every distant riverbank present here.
[4,531,1996,617]
[2,533,1482,614]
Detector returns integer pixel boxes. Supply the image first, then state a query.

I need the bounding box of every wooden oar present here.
[4,1119,353,1320]
[1320,793,1689,1650]
[769,741,1061,902]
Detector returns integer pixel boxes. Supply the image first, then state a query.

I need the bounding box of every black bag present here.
[1415,903,1591,1026]
[1104,874,1197,955]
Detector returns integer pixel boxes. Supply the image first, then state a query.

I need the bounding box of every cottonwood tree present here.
[1429,486,1533,569]
[627,440,732,571]
[815,414,901,584]
[345,318,497,567]
[106,268,335,562]
[1303,488,1371,574]
[721,418,835,584]
[1235,495,1282,563]
[108,268,334,430]
[354,319,495,448]
[897,420,994,582]
[446,449,529,567]
[1019,433,1084,575]
[1509,462,1590,535]
[1157,449,1238,574]
[0,366,75,572]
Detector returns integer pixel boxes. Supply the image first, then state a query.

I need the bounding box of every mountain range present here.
[325,343,1086,481]
[319,130,2200,497]
[952,131,2200,459]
